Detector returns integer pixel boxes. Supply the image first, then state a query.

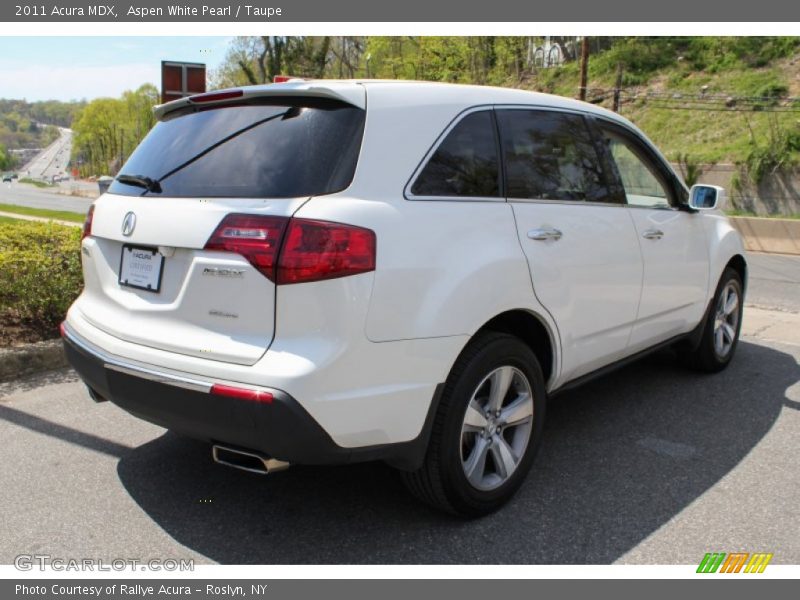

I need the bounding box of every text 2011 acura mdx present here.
[63,80,746,516]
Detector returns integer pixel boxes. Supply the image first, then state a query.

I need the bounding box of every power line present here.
[580,87,800,113]
[630,104,800,113]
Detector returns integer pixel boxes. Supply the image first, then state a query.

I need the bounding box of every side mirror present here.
[689,184,726,211]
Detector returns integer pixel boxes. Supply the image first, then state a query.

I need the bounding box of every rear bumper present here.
[63,327,439,469]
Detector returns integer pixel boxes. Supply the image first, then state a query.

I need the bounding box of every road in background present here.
[4,125,99,204]
[22,127,72,182]
[1,187,800,315]
[745,253,800,313]
[0,180,93,213]
[1,184,800,315]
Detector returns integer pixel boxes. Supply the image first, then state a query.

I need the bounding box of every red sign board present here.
[161,61,206,104]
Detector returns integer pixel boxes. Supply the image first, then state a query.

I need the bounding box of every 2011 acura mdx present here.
[62,80,746,516]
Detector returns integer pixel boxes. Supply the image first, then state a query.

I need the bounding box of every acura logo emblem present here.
[121,212,136,237]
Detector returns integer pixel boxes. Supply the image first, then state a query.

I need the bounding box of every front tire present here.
[402,332,546,517]
[683,267,744,372]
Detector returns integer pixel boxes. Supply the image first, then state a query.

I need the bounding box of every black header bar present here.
[1,0,799,22]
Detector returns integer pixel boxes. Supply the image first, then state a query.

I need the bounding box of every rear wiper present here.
[157,109,291,185]
[116,174,162,194]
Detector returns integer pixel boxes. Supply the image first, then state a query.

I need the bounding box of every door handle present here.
[527,227,563,241]
[642,228,664,240]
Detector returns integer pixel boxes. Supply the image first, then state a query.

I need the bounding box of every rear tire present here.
[682,267,743,373]
[401,332,546,517]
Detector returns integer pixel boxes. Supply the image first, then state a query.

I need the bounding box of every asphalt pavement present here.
[745,252,800,313]
[0,218,798,565]
[0,300,798,565]
[0,180,94,214]
[22,126,72,182]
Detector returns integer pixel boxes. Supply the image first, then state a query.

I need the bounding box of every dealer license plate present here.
[119,245,164,293]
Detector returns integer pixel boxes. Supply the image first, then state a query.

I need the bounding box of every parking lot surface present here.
[1,301,798,565]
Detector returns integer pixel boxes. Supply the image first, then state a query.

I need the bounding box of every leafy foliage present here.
[71,84,158,176]
[0,220,82,333]
[743,116,800,183]
[676,153,704,187]
[0,98,81,157]
[213,36,541,88]
[0,143,13,171]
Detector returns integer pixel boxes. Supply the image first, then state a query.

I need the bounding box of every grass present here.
[18,177,55,188]
[522,51,800,165]
[0,202,85,223]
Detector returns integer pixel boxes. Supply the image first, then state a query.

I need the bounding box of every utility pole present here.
[579,36,589,101]
[613,62,624,112]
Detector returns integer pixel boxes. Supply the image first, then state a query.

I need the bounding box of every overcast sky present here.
[0,37,233,102]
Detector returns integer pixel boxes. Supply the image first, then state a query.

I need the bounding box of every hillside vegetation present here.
[533,37,800,166]
[60,37,800,180]
[0,99,84,170]
[216,36,800,171]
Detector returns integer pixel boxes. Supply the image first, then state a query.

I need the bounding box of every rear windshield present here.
[109,98,365,198]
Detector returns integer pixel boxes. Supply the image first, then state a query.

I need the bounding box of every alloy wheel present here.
[459,366,534,491]
[713,282,740,358]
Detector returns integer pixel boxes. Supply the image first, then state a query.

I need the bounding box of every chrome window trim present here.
[404,102,681,209]
[624,202,678,212]
[405,195,506,203]
[507,197,626,209]
[406,103,611,204]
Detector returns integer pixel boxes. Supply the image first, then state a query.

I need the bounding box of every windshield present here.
[109,98,365,198]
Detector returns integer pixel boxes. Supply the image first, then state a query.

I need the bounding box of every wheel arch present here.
[474,309,557,387]
[725,253,748,293]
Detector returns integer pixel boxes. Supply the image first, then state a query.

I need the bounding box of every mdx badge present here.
[203,267,245,278]
[121,212,137,237]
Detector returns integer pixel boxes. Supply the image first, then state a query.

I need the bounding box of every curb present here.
[0,339,67,383]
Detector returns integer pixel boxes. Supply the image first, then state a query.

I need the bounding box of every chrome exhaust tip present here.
[212,444,290,475]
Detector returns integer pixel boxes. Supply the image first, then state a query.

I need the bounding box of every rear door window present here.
[410,110,501,198]
[496,109,615,203]
[109,98,365,198]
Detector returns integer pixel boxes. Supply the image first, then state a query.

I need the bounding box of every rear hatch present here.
[77,91,365,365]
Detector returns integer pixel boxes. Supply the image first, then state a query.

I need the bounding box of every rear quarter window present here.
[409,110,501,199]
[109,98,365,198]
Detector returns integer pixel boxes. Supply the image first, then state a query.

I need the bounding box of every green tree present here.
[0,143,14,171]
[212,36,335,87]
[71,84,158,176]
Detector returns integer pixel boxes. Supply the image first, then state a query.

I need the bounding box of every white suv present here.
[63,81,746,516]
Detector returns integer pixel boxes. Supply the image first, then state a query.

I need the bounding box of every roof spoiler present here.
[153,81,366,119]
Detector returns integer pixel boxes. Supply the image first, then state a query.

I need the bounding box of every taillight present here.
[273,75,303,83]
[204,214,289,282]
[204,215,376,285]
[82,205,95,240]
[189,89,244,103]
[277,219,376,285]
